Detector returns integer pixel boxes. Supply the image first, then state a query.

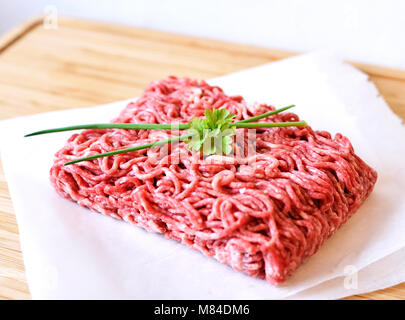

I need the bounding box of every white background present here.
[0,0,404,68]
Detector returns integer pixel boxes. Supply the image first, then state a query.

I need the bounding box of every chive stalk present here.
[64,133,195,165]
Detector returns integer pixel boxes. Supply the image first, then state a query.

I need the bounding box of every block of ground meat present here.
[50,76,377,284]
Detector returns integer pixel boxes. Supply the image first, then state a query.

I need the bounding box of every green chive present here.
[235,121,307,128]
[235,105,295,124]
[64,133,195,166]
[24,123,190,137]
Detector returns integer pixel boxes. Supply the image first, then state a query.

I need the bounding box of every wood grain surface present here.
[0,16,404,300]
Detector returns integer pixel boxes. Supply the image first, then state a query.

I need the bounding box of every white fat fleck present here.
[214,251,228,263]
[240,188,246,194]
[191,87,202,96]
[188,87,202,102]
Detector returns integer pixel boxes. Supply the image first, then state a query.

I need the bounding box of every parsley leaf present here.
[186,108,237,155]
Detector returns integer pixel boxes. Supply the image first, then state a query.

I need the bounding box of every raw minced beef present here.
[50,77,377,284]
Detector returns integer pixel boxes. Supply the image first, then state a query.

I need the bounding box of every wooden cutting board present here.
[0,16,404,300]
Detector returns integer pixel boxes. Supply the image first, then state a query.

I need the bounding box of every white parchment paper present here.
[1,53,404,299]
